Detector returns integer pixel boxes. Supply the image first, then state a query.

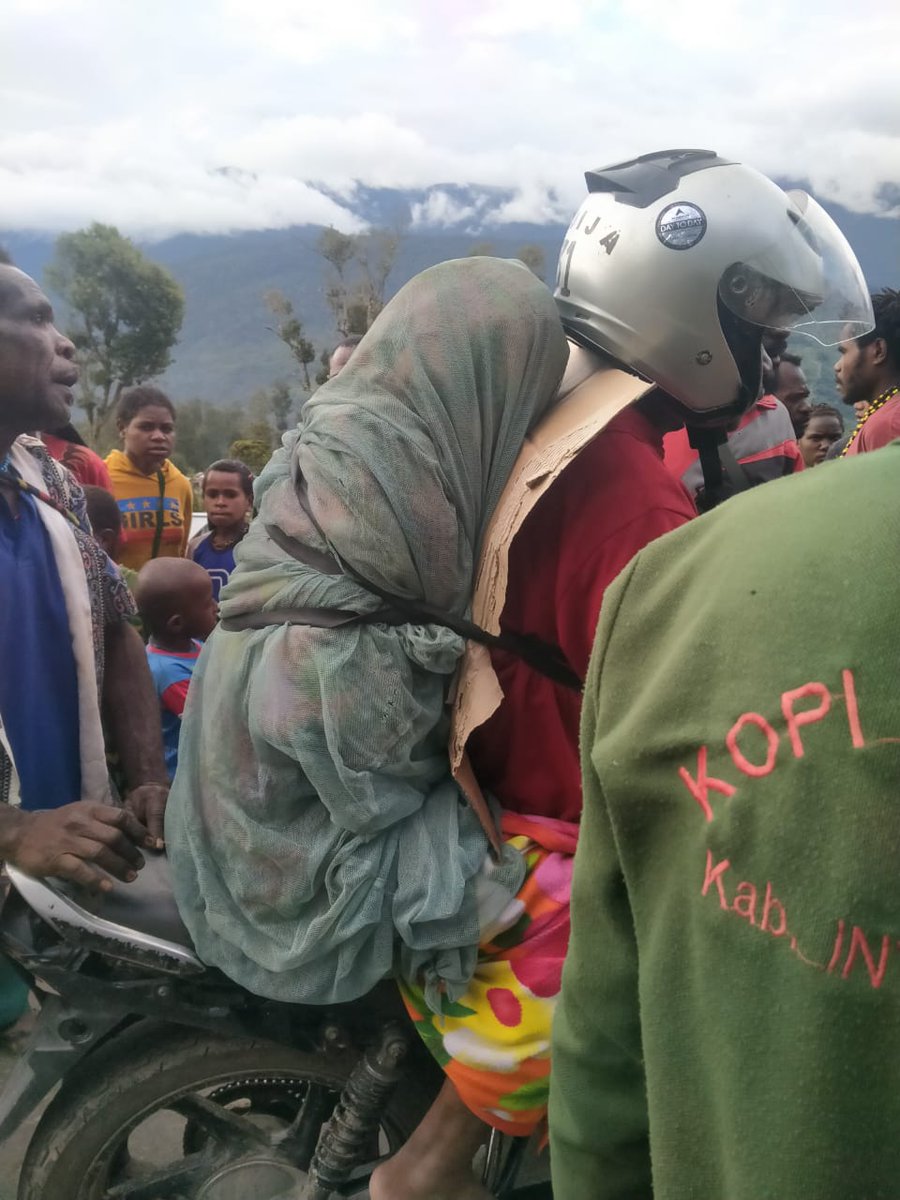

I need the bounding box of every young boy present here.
[135,559,219,780]
[188,459,253,601]
[82,485,140,596]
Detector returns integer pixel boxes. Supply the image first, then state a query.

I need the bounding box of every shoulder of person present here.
[165,460,191,483]
[187,527,211,557]
[18,435,86,519]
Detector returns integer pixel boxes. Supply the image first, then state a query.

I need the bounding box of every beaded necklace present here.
[840,384,900,458]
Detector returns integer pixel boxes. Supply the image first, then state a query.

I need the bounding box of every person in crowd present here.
[164,156,870,1200]
[328,333,362,379]
[834,287,900,457]
[136,558,218,781]
[762,328,790,376]
[42,422,113,490]
[371,154,871,1200]
[0,261,168,880]
[550,444,900,1200]
[187,459,253,601]
[105,386,192,572]
[772,351,812,436]
[83,484,139,594]
[165,263,571,1200]
[664,375,803,500]
[798,403,844,467]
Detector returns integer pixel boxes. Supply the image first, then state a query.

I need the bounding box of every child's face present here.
[204,470,249,531]
[181,574,219,641]
[119,405,175,475]
[799,414,843,467]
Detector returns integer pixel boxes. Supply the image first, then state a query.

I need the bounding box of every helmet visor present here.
[717,192,873,347]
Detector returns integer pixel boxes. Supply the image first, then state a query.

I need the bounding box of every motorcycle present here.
[0,855,551,1199]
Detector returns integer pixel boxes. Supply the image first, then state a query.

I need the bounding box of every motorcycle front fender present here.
[0,992,123,1142]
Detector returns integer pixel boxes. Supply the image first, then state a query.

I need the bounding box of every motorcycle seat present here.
[88,850,195,950]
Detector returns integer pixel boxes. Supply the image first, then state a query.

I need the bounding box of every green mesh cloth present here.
[166,258,569,1009]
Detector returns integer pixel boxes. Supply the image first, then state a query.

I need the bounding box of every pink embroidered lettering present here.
[842,926,891,989]
[679,747,736,822]
[701,850,731,910]
[781,683,831,758]
[726,712,779,778]
[732,881,758,925]
[760,882,787,936]
[842,669,866,749]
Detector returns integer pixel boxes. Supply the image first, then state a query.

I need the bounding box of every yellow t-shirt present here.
[105,450,193,571]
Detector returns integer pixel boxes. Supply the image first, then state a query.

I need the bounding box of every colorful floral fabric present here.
[400,820,575,1136]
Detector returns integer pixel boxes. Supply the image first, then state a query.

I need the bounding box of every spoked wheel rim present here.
[80,1067,388,1200]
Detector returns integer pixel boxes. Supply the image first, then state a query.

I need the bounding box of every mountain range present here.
[3,184,897,406]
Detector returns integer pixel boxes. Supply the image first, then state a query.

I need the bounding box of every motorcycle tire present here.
[17,1017,434,1200]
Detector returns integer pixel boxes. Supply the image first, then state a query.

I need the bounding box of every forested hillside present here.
[2,184,895,463]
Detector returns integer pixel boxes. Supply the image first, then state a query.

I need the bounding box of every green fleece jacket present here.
[550,444,900,1200]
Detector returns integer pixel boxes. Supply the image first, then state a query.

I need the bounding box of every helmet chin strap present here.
[687,425,729,512]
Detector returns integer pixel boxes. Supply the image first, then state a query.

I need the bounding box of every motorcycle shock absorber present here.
[303,1020,409,1199]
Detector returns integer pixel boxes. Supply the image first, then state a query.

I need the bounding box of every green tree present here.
[46,223,184,442]
[315,347,331,389]
[467,240,495,257]
[317,225,402,336]
[168,398,247,477]
[229,438,273,478]
[268,380,295,433]
[264,291,317,388]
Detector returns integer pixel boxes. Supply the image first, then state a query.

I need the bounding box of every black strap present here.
[257,507,584,693]
[150,469,166,559]
[718,441,753,494]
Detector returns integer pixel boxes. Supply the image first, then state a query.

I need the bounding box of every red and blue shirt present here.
[145,641,201,780]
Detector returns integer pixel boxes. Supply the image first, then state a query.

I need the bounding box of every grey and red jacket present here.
[664,395,803,499]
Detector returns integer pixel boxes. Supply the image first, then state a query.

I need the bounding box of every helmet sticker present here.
[656,203,707,250]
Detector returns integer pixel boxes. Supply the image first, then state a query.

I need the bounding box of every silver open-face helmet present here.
[554,149,873,425]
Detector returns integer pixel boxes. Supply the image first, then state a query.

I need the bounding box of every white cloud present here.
[0,0,898,238]
[411,191,479,228]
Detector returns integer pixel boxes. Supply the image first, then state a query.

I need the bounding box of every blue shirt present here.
[190,533,237,602]
[0,490,82,809]
[145,641,201,780]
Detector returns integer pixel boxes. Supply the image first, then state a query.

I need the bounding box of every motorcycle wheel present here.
[17,1018,433,1200]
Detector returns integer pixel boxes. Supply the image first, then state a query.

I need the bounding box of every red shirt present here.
[845,395,900,455]
[467,405,696,824]
[42,434,114,491]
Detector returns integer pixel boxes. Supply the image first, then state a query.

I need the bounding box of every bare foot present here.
[368,1155,492,1200]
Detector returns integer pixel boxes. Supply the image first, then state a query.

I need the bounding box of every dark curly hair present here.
[805,402,844,432]
[202,459,254,499]
[116,385,176,427]
[857,288,900,370]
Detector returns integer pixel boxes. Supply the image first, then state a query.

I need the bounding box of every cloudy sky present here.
[2,0,899,238]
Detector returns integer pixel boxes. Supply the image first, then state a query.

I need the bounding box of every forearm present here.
[103,622,168,789]
[0,805,29,863]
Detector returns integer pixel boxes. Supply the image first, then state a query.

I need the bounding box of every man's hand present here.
[125,783,169,848]
[6,803,153,892]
